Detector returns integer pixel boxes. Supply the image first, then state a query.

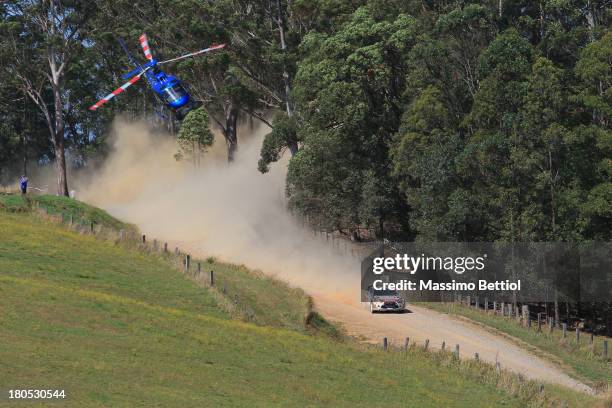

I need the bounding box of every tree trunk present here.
[53,83,69,196]
[224,103,239,162]
[554,296,560,327]
[276,0,298,157]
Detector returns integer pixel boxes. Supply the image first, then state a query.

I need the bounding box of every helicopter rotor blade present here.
[139,33,154,61]
[158,44,226,65]
[89,72,145,111]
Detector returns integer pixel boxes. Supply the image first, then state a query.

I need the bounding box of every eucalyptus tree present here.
[2,0,95,195]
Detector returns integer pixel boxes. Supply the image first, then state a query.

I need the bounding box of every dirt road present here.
[312,292,593,394]
[165,238,592,394]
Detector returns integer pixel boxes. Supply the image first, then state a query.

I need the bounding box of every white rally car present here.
[367,287,406,313]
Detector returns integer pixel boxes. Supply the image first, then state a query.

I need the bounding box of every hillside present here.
[0,198,595,407]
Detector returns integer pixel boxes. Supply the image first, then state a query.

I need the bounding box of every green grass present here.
[0,193,130,231]
[0,211,597,406]
[421,303,611,389]
[183,257,312,332]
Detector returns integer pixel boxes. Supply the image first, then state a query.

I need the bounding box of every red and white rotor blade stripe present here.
[139,33,153,61]
[89,74,143,111]
[158,44,226,65]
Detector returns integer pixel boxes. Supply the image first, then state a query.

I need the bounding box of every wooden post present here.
[604,341,608,359]
[424,339,429,351]
[197,262,201,275]
[142,234,146,244]
[575,328,580,343]
[175,247,179,255]
[404,337,409,352]
[185,255,190,271]
[493,301,497,314]
[210,270,214,286]
[549,318,554,333]
[537,313,542,332]
[454,344,459,359]
[153,239,157,251]
[441,341,445,351]
[467,295,471,308]
[485,298,488,311]
[164,242,168,252]
[90,222,94,234]
[501,302,505,316]
[590,333,594,345]
[475,296,479,310]
[474,352,479,361]
[496,362,501,374]
[383,337,388,351]
[562,323,567,338]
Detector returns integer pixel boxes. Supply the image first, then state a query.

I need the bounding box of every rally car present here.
[367,287,406,313]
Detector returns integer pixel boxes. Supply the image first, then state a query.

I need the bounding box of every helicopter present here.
[89,34,225,120]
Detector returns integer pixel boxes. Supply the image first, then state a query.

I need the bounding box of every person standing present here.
[19,175,28,195]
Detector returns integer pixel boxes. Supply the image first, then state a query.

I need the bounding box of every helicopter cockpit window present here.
[162,85,187,103]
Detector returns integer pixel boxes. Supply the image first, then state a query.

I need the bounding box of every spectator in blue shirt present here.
[19,175,28,195]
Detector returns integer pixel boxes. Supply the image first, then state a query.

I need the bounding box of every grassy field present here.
[0,199,598,406]
[422,303,611,390]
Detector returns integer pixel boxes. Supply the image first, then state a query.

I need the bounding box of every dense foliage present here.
[285,1,611,242]
[0,0,609,242]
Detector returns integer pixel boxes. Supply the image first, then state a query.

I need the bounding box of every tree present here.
[175,107,214,167]
[3,0,94,196]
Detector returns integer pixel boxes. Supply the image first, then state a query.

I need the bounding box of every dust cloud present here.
[78,118,359,301]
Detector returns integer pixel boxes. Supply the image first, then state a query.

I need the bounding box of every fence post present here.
[163,242,168,252]
[454,344,460,359]
[184,255,190,271]
[424,339,429,351]
[549,318,554,333]
[474,352,479,361]
[197,262,201,276]
[485,298,488,312]
[493,301,497,314]
[475,296,479,310]
[590,333,594,345]
[90,222,94,234]
[467,295,471,308]
[383,337,388,351]
[175,247,179,255]
[604,341,608,359]
[210,270,214,286]
[501,302,505,316]
[441,341,445,351]
[562,323,567,338]
[153,239,157,251]
[537,313,542,332]
[404,337,409,352]
[575,328,580,343]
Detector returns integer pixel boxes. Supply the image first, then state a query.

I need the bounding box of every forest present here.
[0,0,610,244]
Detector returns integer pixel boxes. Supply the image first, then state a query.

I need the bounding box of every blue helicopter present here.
[90,34,225,120]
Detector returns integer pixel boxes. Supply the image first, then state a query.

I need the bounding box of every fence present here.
[454,294,609,361]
